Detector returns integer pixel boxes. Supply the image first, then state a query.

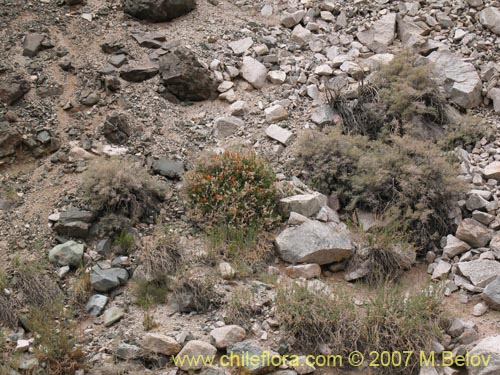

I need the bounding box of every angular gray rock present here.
[23,33,46,57]
[115,343,143,360]
[85,294,108,316]
[356,13,396,53]
[159,47,217,101]
[467,335,500,375]
[90,266,129,292]
[275,220,353,265]
[0,78,30,105]
[488,88,500,114]
[120,65,159,82]
[280,10,305,28]
[214,116,244,138]
[427,50,482,109]
[443,235,471,258]
[48,241,84,267]
[103,306,124,327]
[482,277,500,310]
[241,57,268,89]
[457,260,500,287]
[122,0,196,22]
[265,124,293,145]
[455,218,492,248]
[152,159,185,179]
[279,193,327,218]
[102,113,132,145]
[311,105,335,126]
[229,37,254,55]
[479,7,500,35]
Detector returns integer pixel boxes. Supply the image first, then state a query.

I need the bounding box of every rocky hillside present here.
[1,0,500,374]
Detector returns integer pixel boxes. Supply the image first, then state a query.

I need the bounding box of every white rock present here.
[291,24,312,46]
[229,37,254,55]
[265,105,288,123]
[267,71,287,84]
[479,7,500,35]
[265,124,293,145]
[240,57,267,89]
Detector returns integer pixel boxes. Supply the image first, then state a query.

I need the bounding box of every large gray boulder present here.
[356,13,396,53]
[427,50,482,109]
[159,47,217,102]
[467,335,500,375]
[275,220,353,265]
[0,78,30,105]
[479,7,500,35]
[240,57,268,89]
[122,0,196,22]
[48,241,84,267]
[455,218,492,248]
[457,260,500,287]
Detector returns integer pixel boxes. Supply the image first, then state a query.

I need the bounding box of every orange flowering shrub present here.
[185,151,277,227]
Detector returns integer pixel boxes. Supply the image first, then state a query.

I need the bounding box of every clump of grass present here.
[113,230,136,254]
[440,115,494,151]
[11,258,63,308]
[141,295,159,332]
[275,281,445,375]
[293,129,463,251]
[361,285,445,374]
[184,150,278,230]
[140,225,183,280]
[70,269,92,309]
[224,287,260,327]
[27,303,85,374]
[276,282,359,353]
[207,224,274,276]
[133,278,170,306]
[82,158,167,233]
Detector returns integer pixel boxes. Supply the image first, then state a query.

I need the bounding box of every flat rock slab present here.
[457,260,500,287]
[356,13,396,53]
[275,220,353,265]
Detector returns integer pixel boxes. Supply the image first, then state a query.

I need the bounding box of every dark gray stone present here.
[120,65,159,82]
[102,113,132,145]
[122,0,196,22]
[85,294,109,316]
[483,277,500,310]
[159,47,217,102]
[90,266,129,292]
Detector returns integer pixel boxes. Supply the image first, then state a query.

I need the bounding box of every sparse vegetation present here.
[276,281,445,374]
[27,303,85,374]
[294,129,463,250]
[82,158,167,233]
[113,230,136,254]
[185,150,278,230]
[70,269,92,309]
[328,51,449,140]
[224,287,260,327]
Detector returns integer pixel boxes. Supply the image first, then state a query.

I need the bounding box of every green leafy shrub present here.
[184,151,278,229]
[294,129,463,250]
[82,158,167,231]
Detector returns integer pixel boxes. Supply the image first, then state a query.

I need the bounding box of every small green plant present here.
[133,278,170,306]
[27,303,85,374]
[207,224,274,276]
[113,230,136,254]
[185,150,278,229]
[141,295,159,331]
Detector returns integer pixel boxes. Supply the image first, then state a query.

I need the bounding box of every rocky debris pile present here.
[427,139,500,315]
